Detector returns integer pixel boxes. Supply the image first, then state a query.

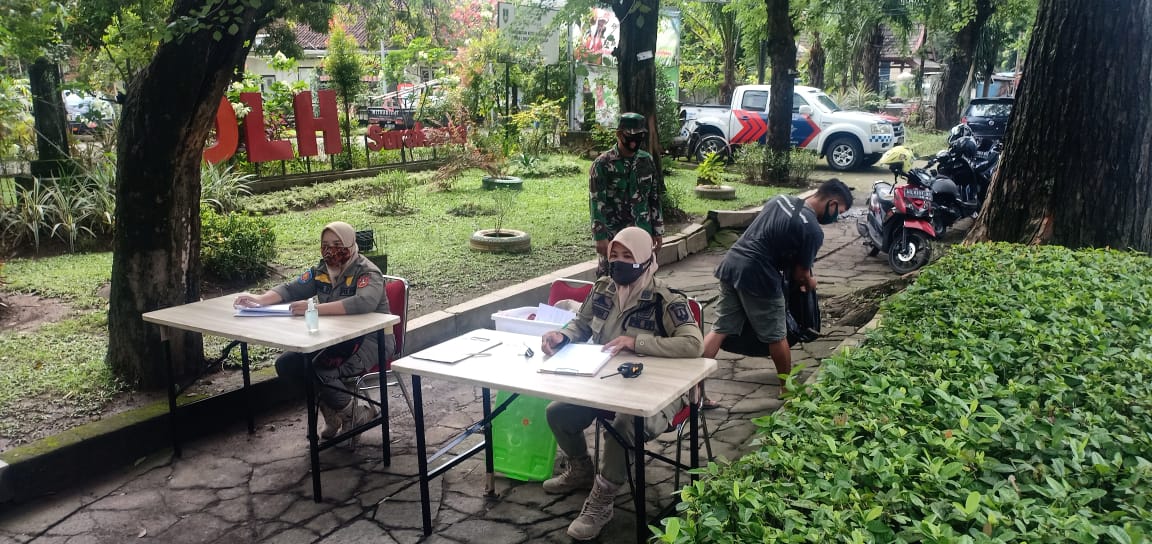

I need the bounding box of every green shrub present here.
[695,152,725,186]
[366,170,415,215]
[660,244,1152,543]
[0,175,110,252]
[200,209,276,281]
[201,163,254,213]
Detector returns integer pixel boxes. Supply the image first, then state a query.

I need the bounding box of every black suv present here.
[962,97,1013,150]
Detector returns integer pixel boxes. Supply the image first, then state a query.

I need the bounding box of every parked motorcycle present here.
[925,124,1003,226]
[857,147,938,273]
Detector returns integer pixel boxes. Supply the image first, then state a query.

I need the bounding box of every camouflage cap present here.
[618,112,647,133]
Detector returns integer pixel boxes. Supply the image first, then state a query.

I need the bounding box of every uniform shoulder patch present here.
[357,274,371,289]
[668,301,693,328]
[298,269,312,284]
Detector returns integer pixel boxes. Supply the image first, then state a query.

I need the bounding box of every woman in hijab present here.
[538,226,703,541]
[234,221,393,439]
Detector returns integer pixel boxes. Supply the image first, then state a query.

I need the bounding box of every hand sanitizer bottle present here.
[305,297,320,334]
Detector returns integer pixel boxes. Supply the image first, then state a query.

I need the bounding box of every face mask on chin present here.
[609,258,651,285]
[819,201,841,225]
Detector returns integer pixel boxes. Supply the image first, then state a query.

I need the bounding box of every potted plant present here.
[469,187,531,253]
[432,127,523,191]
[694,151,737,200]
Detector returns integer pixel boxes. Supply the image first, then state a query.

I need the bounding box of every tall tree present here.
[965,0,1150,251]
[108,0,332,387]
[807,30,825,88]
[0,0,71,177]
[323,17,364,159]
[763,0,795,183]
[611,0,665,188]
[932,0,995,128]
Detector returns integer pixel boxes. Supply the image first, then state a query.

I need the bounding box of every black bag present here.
[720,283,821,355]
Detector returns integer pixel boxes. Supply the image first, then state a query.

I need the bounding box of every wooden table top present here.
[392,329,717,417]
[142,296,399,352]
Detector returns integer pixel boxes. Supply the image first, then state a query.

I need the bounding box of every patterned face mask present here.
[322,245,352,268]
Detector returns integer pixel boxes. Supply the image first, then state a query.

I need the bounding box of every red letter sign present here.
[294,90,343,157]
[240,92,294,162]
[204,96,239,165]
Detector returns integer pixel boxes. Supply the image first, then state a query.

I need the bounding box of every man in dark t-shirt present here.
[704,179,853,388]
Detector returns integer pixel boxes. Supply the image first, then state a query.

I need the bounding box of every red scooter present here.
[857,148,937,273]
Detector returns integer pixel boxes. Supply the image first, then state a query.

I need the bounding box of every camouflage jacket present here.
[589,145,664,241]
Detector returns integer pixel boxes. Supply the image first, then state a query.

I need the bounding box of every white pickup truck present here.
[672,85,905,171]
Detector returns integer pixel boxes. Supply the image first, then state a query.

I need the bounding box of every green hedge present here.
[659,244,1152,543]
[200,209,277,281]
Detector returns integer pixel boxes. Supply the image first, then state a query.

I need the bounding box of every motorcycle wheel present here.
[888,230,932,274]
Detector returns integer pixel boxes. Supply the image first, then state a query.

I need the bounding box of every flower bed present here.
[660,243,1152,543]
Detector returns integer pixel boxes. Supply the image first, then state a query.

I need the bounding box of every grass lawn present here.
[0,153,794,444]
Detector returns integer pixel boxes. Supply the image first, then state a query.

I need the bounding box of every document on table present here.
[234,303,294,317]
[538,343,613,376]
[409,333,503,364]
[534,303,576,325]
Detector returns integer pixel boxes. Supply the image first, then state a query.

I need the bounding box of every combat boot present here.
[542,455,595,494]
[319,401,343,439]
[566,474,620,540]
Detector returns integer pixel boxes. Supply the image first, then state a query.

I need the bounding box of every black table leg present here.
[689,399,700,481]
[305,375,323,502]
[240,342,254,434]
[412,374,432,536]
[378,329,390,465]
[482,387,495,496]
[633,414,646,544]
[163,331,180,458]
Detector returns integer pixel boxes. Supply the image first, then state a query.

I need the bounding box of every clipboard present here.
[409,334,503,364]
[538,343,613,376]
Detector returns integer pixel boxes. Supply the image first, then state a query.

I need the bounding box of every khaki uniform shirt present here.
[556,276,703,419]
[271,254,395,365]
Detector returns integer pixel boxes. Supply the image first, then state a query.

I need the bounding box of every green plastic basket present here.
[491,391,558,482]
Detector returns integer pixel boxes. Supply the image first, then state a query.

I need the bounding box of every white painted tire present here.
[469,229,532,253]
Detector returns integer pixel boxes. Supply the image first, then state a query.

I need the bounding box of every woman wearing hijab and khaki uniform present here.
[234,221,394,438]
[539,227,704,541]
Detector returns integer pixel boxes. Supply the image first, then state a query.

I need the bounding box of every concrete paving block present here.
[318,519,398,544]
[264,527,319,544]
[729,395,784,415]
[156,512,234,544]
[304,511,343,536]
[439,519,530,544]
[685,228,709,253]
[708,209,759,229]
[167,455,250,490]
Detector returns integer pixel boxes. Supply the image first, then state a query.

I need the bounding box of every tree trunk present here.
[28,58,71,177]
[108,0,276,388]
[808,31,825,89]
[965,0,1151,252]
[764,0,796,184]
[614,0,665,193]
[719,29,738,104]
[935,0,995,129]
[861,23,883,93]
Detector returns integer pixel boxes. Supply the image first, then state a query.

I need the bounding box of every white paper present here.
[539,343,612,376]
[409,333,503,364]
[234,303,293,317]
[534,303,576,325]
[636,50,654,61]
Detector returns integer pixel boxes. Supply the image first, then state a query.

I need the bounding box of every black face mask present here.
[819,201,841,225]
[609,258,651,285]
[622,132,647,152]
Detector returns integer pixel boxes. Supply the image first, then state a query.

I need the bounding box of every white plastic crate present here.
[492,306,565,337]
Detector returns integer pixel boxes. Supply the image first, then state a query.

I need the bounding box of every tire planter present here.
[694,184,737,200]
[482,176,523,191]
[470,229,532,253]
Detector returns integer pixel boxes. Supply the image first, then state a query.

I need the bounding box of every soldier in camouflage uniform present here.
[589,112,664,276]
[539,227,702,540]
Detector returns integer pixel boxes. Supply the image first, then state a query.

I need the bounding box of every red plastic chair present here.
[354,275,412,422]
[547,278,594,306]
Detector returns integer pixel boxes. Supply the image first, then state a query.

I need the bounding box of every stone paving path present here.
[0,217,896,544]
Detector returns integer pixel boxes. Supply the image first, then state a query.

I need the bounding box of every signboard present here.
[497,1,563,65]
